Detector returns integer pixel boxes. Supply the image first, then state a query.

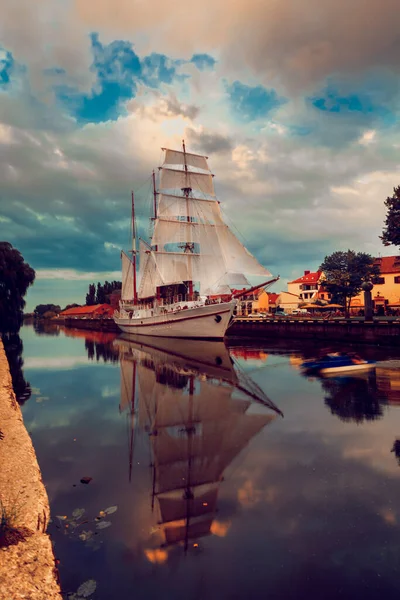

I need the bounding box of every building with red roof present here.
[59,304,114,318]
[287,270,330,303]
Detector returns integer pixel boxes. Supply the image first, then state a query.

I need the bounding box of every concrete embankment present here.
[0,340,62,600]
[228,317,400,346]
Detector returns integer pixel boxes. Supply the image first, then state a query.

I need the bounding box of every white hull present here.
[114,301,235,339]
[320,363,375,374]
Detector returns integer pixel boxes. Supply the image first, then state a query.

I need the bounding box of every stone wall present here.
[0,340,62,600]
[228,318,400,346]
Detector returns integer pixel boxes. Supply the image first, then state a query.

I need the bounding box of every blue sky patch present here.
[0,50,14,86]
[226,80,287,121]
[55,34,191,123]
[190,54,216,70]
[141,53,181,88]
[309,83,395,125]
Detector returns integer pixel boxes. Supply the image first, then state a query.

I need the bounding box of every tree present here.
[381,186,400,248]
[34,304,61,318]
[319,250,380,317]
[0,242,35,335]
[86,283,96,306]
[86,280,121,305]
[95,282,105,304]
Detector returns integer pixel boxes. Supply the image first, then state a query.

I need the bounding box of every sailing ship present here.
[113,142,278,338]
[114,335,281,552]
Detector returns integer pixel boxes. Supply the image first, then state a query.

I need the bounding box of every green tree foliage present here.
[86,280,121,305]
[62,303,81,311]
[34,304,61,318]
[381,186,400,248]
[86,283,96,306]
[95,282,106,304]
[0,242,35,335]
[319,250,380,317]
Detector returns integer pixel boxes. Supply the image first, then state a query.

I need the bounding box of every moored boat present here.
[301,353,376,375]
[113,142,277,339]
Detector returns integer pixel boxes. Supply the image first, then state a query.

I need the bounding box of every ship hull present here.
[114,302,235,339]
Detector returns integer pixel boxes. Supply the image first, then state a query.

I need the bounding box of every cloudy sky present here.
[1,0,400,310]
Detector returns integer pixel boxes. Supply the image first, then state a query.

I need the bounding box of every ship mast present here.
[182,139,193,299]
[152,170,158,221]
[131,191,138,304]
[128,360,137,482]
[184,375,195,552]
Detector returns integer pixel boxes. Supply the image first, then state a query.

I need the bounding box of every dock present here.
[228,316,400,346]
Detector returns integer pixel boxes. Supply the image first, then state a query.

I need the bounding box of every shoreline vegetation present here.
[0,340,61,600]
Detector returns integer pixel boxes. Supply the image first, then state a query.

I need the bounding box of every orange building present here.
[351,256,400,312]
[59,304,114,318]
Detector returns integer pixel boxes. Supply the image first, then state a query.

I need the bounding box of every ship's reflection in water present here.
[114,336,282,555]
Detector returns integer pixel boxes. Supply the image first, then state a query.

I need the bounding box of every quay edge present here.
[0,340,62,600]
[228,317,400,347]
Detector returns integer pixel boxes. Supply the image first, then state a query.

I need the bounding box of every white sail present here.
[217,226,272,278]
[121,252,134,301]
[138,241,163,299]
[157,194,222,225]
[160,167,215,197]
[122,145,274,302]
[163,148,210,172]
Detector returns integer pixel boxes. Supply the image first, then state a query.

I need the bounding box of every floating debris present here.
[96,521,111,530]
[76,578,97,598]
[104,505,118,515]
[80,477,92,485]
[78,530,94,542]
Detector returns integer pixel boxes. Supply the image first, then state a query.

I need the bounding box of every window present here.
[320,294,325,299]
[375,277,385,285]
[395,276,400,284]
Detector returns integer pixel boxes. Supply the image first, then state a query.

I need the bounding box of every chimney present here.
[304,270,310,276]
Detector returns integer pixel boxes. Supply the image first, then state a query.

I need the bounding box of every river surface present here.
[18,324,400,599]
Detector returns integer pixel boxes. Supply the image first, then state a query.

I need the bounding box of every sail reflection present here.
[114,335,281,552]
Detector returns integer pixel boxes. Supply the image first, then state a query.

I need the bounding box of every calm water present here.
[18,324,400,599]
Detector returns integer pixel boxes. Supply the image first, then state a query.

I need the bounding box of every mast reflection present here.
[114,335,281,553]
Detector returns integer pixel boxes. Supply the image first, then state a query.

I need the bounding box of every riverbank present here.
[0,340,61,599]
[59,315,400,346]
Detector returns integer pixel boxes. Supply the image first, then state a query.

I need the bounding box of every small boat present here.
[113,142,278,339]
[301,353,376,375]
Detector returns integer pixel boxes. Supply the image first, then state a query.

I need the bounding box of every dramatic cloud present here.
[1,0,400,308]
